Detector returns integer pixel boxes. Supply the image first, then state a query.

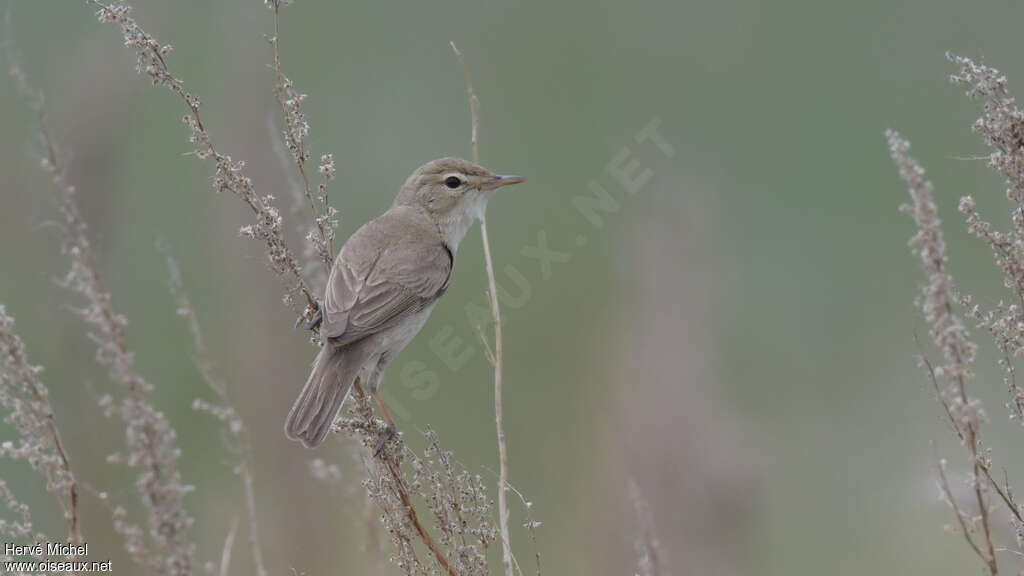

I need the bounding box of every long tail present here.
[285,344,362,448]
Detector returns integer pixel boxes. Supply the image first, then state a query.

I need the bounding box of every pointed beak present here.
[483,174,526,190]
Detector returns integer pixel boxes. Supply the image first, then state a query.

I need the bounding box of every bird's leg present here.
[360,358,398,456]
[372,392,396,427]
[371,391,397,457]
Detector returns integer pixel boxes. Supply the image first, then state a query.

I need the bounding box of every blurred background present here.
[4,0,1024,574]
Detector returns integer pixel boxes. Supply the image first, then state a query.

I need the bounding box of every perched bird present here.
[285,157,525,448]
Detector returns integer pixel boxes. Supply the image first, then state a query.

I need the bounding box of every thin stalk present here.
[450,41,514,576]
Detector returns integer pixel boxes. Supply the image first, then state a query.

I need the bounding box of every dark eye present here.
[444,176,463,189]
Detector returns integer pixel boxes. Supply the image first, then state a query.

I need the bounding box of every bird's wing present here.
[322,213,452,345]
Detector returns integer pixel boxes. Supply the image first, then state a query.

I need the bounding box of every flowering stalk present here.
[7,19,195,570]
[46,113,195,576]
[0,308,81,544]
[335,389,498,576]
[161,247,268,576]
[266,0,338,291]
[888,130,996,574]
[88,0,319,322]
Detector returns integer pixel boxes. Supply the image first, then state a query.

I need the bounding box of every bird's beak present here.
[483,174,526,190]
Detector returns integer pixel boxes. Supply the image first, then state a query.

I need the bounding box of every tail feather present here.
[285,344,362,448]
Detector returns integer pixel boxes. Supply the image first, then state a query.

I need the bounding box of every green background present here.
[3,0,1024,574]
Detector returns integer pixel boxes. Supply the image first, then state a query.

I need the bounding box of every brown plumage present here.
[285,157,525,448]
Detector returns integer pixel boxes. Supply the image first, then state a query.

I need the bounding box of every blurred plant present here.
[5,23,197,574]
[2,24,82,548]
[45,93,196,576]
[161,246,268,576]
[0,479,45,563]
[628,480,667,576]
[890,128,1000,574]
[889,54,1024,575]
[0,308,80,545]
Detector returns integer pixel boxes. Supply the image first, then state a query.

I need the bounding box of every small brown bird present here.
[285,157,524,448]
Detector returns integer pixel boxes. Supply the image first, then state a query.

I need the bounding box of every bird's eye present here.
[444,176,463,189]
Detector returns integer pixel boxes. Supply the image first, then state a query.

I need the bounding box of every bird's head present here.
[394,157,525,246]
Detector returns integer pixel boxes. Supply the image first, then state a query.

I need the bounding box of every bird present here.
[285,157,525,448]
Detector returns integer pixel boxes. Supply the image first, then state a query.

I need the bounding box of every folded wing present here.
[321,210,452,345]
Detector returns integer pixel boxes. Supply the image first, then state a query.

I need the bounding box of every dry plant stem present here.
[889,130,998,574]
[950,55,1024,425]
[931,362,999,566]
[14,26,194,568]
[938,460,989,562]
[915,340,965,443]
[351,381,457,576]
[268,0,336,279]
[629,480,666,576]
[240,462,267,576]
[918,342,1024,532]
[87,0,319,322]
[0,478,45,550]
[979,463,1024,524]
[948,54,1024,238]
[3,21,83,546]
[36,99,193,576]
[384,456,454,576]
[41,112,195,576]
[450,40,514,576]
[342,382,498,576]
[935,320,997,568]
[963,383,996,571]
[486,467,540,576]
[0,309,81,544]
[218,517,239,576]
[923,288,1018,562]
[162,249,268,576]
[480,215,514,574]
[24,368,80,544]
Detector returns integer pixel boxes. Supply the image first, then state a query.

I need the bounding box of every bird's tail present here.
[285,344,362,448]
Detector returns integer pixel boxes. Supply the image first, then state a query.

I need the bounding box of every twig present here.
[629,479,666,576]
[978,462,1024,524]
[0,307,81,544]
[450,40,514,576]
[1,18,82,545]
[87,0,320,324]
[937,459,988,563]
[218,517,239,576]
[344,382,458,576]
[10,14,194,571]
[890,130,998,574]
[913,334,964,442]
[385,456,455,576]
[240,459,268,576]
[482,465,540,576]
[267,0,337,286]
[46,90,195,576]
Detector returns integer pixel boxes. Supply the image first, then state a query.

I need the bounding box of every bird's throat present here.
[440,193,490,250]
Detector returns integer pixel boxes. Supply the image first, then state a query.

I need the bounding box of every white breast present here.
[441,193,491,250]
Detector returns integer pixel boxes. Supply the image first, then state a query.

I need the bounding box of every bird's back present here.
[320,205,453,345]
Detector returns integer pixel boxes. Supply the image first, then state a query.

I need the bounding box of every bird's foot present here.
[296,299,324,332]
[373,423,396,458]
